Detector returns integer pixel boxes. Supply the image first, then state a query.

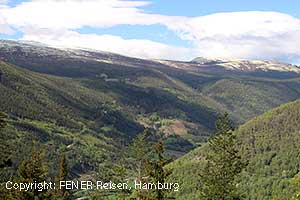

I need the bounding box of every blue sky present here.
[146,0,300,17]
[4,0,300,16]
[1,0,300,63]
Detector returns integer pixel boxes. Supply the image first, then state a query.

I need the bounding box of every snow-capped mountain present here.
[0,40,299,75]
[192,57,300,73]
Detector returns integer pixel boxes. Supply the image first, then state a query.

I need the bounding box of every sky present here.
[0,0,300,64]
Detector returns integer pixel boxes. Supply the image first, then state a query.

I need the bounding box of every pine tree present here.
[55,154,69,199]
[130,130,151,200]
[200,113,246,200]
[146,140,172,200]
[92,157,131,200]
[12,145,51,200]
[112,162,131,200]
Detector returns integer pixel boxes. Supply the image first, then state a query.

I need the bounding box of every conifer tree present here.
[200,113,246,200]
[130,130,151,200]
[92,156,131,199]
[13,145,51,200]
[112,162,131,200]
[59,155,68,181]
[56,154,69,199]
[146,140,172,200]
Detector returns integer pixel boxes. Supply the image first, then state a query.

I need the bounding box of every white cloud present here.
[165,11,300,63]
[0,0,9,10]
[0,0,14,34]
[0,0,184,29]
[0,0,8,4]
[21,29,190,60]
[0,7,14,34]
[0,0,189,60]
[0,22,13,34]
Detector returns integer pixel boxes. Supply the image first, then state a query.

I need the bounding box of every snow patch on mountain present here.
[193,57,300,73]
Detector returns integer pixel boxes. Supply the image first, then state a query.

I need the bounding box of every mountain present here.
[0,44,218,178]
[168,100,300,200]
[2,40,300,122]
[192,57,300,74]
[1,39,300,177]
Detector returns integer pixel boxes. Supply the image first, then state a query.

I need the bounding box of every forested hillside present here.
[1,40,300,183]
[1,40,300,179]
[0,59,218,179]
[237,100,300,199]
[1,0,300,199]
[2,40,300,124]
[168,100,300,200]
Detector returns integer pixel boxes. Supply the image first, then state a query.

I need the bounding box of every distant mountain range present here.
[192,57,300,73]
[1,40,300,75]
[1,39,300,177]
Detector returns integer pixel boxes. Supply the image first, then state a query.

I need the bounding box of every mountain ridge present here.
[1,40,300,75]
[192,57,300,73]
[1,39,300,124]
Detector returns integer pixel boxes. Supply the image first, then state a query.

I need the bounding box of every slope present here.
[168,100,300,200]
[2,40,300,125]
[0,59,224,178]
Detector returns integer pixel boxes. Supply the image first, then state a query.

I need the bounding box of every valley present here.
[0,40,300,199]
